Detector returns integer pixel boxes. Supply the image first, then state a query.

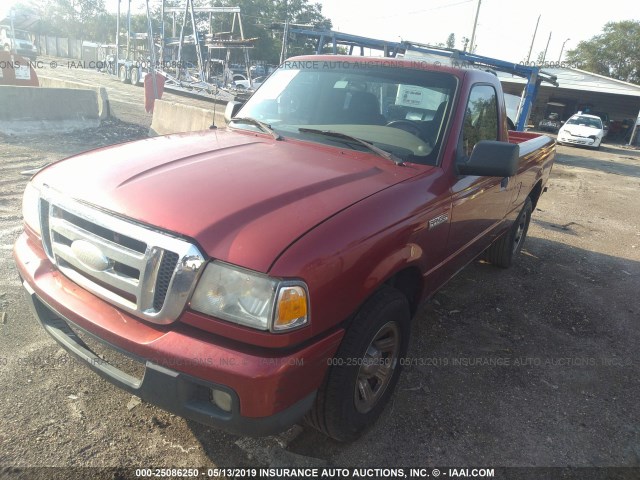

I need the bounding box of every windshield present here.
[232,61,457,165]
[1,28,30,40]
[566,116,602,129]
[14,30,30,40]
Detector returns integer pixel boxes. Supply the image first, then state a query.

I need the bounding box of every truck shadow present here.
[187,235,640,467]
[555,147,640,178]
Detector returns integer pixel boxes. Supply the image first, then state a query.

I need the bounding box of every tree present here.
[210,0,332,63]
[446,32,455,49]
[566,20,640,84]
[20,0,331,63]
[460,36,469,51]
[28,0,112,40]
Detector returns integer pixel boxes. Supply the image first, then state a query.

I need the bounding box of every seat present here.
[423,101,448,144]
[343,91,386,125]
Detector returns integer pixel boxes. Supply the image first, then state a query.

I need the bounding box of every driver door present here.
[447,84,512,263]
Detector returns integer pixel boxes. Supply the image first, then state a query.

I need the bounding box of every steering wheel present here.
[386,120,423,137]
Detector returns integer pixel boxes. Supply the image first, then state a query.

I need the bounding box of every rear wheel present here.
[119,65,130,84]
[485,197,532,268]
[306,286,410,441]
[130,66,140,86]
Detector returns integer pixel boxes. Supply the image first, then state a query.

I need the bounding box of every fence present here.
[35,35,84,59]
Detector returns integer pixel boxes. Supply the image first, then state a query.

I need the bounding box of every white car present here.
[557,113,605,149]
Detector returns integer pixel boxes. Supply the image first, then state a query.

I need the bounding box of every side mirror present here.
[457,140,519,177]
[224,101,244,124]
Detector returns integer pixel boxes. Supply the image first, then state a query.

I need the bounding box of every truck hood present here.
[34,129,421,272]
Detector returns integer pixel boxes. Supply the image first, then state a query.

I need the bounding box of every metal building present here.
[499,68,640,139]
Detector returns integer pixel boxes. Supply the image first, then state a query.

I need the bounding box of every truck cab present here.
[0,26,37,60]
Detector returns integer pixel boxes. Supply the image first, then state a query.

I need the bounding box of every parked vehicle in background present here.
[249,64,265,76]
[557,113,605,149]
[537,101,566,133]
[592,111,610,137]
[538,112,562,133]
[0,25,37,60]
[15,55,555,442]
[251,76,266,89]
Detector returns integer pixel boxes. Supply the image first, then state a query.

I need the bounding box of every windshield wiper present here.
[231,117,282,140]
[298,128,404,166]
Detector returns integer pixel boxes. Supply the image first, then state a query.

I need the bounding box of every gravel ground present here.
[1,77,640,475]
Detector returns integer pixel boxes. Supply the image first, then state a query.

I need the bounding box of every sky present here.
[318,0,638,63]
[2,0,637,64]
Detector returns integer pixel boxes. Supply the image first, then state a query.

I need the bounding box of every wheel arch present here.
[384,265,423,316]
[529,179,544,210]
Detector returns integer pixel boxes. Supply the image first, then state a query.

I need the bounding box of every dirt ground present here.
[1,69,640,474]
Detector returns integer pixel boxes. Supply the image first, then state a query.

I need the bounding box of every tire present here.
[130,66,140,86]
[119,65,130,84]
[306,286,410,441]
[485,197,532,268]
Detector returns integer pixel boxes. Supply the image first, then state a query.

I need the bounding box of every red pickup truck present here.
[14,55,555,441]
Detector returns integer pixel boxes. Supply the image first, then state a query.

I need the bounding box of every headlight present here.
[22,183,41,236]
[190,261,309,332]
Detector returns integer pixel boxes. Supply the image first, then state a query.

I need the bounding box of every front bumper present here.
[16,48,37,59]
[14,231,343,436]
[557,134,599,147]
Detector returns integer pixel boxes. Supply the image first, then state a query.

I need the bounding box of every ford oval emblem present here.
[71,240,110,272]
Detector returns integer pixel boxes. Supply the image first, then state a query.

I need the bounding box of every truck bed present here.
[508,130,556,156]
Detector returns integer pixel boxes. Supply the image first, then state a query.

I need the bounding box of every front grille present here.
[38,190,205,325]
[154,251,179,311]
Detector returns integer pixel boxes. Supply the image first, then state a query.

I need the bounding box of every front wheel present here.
[484,197,532,268]
[306,286,410,441]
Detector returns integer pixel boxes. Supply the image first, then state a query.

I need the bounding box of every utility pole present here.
[558,38,570,62]
[280,0,289,63]
[629,110,640,147]
[116,0,120,75]
[469,0,481,53]
[126,0,131,60]
[526,15,541,63]
[161,0,165,58]
[280,19,289,64]
[9,8,16,54]
[542,31,552,63]
[146,0,158,101]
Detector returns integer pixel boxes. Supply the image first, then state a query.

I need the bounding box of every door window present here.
[460,85,498,158]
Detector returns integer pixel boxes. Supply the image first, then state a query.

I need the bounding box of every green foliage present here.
[198,0,332,63]
[35,0,112,40]
[460,36,469,51]
[566,20,640,84]
[15,0,332,63]
[446,32,455,49]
